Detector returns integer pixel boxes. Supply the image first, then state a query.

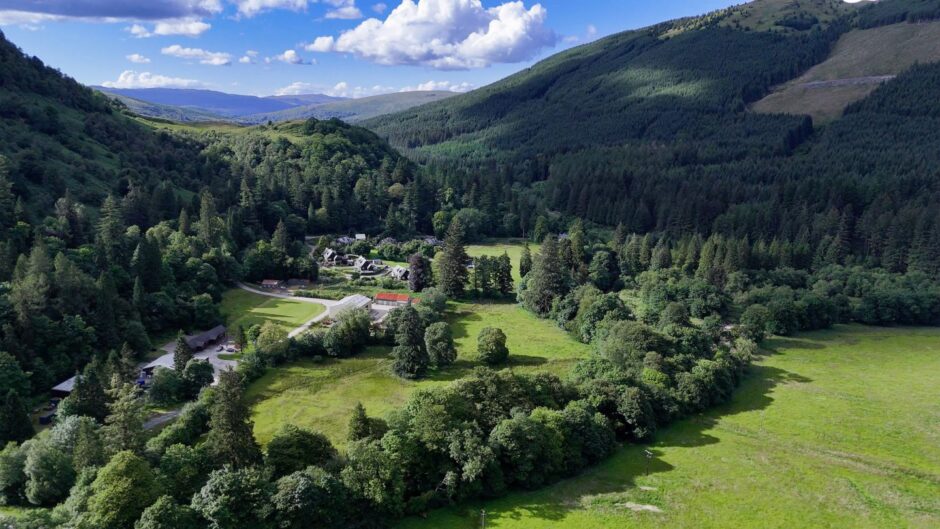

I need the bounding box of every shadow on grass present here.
[411,360,813,526]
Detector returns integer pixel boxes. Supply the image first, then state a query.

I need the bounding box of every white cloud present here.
[0,1,222,22]
[267,49,312,65]
[326,5,363,19]
[402,79,473,92]
[308,0,556,69]
[126,53,151,64]
[233,0,308,17]
[587,24,597,38]
[305,36,336,52]
[238,50,259,63]
[128,17,211,37]
[162,44,232,65]
[0,11,63,26]
[102,70,202,89]
[372,3,387,14]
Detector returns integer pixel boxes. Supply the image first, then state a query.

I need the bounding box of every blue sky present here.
[0,0,740,97]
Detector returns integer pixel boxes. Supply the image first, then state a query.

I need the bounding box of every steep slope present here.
[241,91,458,124]
[0,31,213,211]
[752,20,940,121]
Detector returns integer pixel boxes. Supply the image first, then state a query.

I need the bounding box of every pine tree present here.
[407,253,432,292]
[495,252,513,295]
[96,194,125,265]
[178,208,191,235]
[436,219,469,298]
[347,402,371,442]
[0,389,34,443]
[392,306,429,379]
[197,191,219,247]
[520,236,570,316]
[68,361,109,422]
[520,242,533,278]
[0,156,15,233]
[272,220,289,254]
[206,369,261,468]
[174,330,193,374]
[102,383,146,455]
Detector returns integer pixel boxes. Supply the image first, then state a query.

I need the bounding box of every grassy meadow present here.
[219,288,325,334]
[396,325,940,529]
[467,239,541,282]
[246,300,590,446]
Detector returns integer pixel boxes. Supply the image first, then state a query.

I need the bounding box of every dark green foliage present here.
[181,359,215,399]
[0,389,33,444]
[519,237,570,315]
[134,495,200,529]
[191,466,275,529]
[24,440,75,506]
[265,425,337,479]
[436,219,470,298]
[323,308,372,358]
[0,442,27,505]
[0,351,29,398]
[424,321,457,368]
[205,369,261,468]
[489,412,563,489]
[519,243,533,278]
[347,402,388,443]
[84,451,159,529]
[477,327,509,365]
[157,444,209,504]
[857,0,940,28]
[407,252,432,292]
[174,331,193,373]
[272,467,349,529]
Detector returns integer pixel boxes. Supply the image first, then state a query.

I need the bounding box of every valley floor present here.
[396,325,940,529]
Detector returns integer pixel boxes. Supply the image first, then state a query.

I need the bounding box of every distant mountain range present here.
[93,86,458,124]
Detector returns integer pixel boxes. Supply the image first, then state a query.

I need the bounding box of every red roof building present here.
[374,292,419,306]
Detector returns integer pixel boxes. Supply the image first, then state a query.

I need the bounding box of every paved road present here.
[144,410,181,430]
[235,281,340,308]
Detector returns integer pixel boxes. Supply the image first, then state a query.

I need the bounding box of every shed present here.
[374,292,418,307]
[355,233,367,241]
[185,325,227,351]
[261,279,285,289]
[51,375,78,398]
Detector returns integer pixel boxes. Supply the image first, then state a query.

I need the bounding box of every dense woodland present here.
[2,0,940,527]
[366,0,940,273]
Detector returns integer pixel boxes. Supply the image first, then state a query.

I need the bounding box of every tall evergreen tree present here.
[392,306,429,379]
[0,389,34,443]
[495,252,513,296]
[206,369,262,468]
[436,219,469,298]
[520,237,570,316]
[520,242,533,278]
[0,156,15,233]
[101,383,146,455]
[174,331,193,374]
[96,195,125,266]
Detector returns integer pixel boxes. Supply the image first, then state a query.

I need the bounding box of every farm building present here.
[355,233,367,241]
[183,325,227,351]
[261,279,285,289]
[336,236,355,245]
[328,294,372,318]
[389,266,410,281]
[374,292,419,308]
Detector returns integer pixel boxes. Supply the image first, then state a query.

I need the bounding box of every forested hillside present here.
[365,0,940,273]
[0,29,422,404]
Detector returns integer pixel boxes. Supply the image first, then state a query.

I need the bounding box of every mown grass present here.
[220,289,325,333]
[467,239,541,282]
[246,300,589,446]
[397,325,940,529]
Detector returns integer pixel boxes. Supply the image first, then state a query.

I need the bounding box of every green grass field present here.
[219,289,325,333]
[397,325,940,529]
[752,21,940,121]
[246,300,589,446]
[467,240,541,282]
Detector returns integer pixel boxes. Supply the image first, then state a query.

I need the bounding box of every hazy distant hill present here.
[105,92,230,122]
[93,87,318,117]
[242,91,459,124]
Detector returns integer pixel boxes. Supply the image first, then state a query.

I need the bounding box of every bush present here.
[265,425,338,479]
[477,327,509,365]
[424,322,457,368]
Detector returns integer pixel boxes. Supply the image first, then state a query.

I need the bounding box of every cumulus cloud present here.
[402,80,473,92]
[267,49,312,65]
[307,0,555,69]
[102,70,203,89]
[305,36,336,52]
[162,44,232,65]
[126,53,151,64]
[129,18,211,37]
[323,0,363,19]
[239,50,259,63]
[372,3,388,14]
